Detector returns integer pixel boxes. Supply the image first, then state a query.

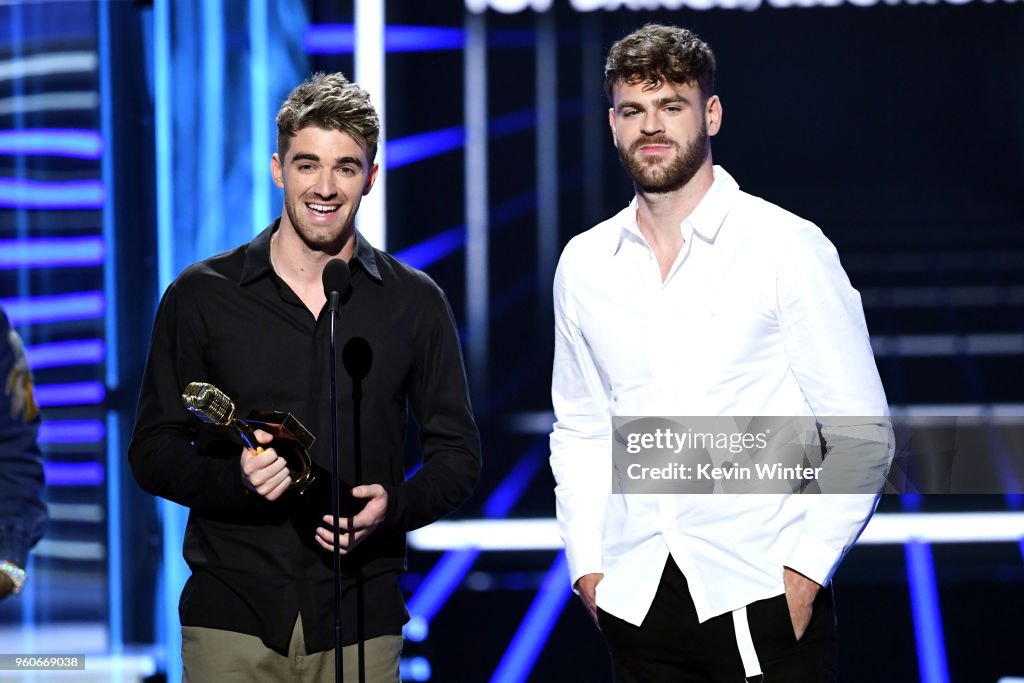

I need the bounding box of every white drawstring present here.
[732,605,764,682]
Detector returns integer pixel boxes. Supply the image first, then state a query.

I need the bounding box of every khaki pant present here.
[182,615,402,682]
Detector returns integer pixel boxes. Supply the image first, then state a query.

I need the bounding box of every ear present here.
[608,106,618,147]
[363,163,379,196]
[271,153,285,189]
[706,95,723,137]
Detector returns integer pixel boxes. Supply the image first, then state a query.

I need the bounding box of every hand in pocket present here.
[783,567,820,641]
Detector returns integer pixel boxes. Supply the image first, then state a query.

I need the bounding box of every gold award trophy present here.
[181,381,316,493]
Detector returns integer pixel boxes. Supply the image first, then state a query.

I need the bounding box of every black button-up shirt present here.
[129,222,481,652]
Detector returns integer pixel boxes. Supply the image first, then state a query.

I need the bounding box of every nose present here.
[641,111,663,136]
[313,169,338,199]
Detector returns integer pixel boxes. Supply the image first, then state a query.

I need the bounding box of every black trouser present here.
[597,558,837,682]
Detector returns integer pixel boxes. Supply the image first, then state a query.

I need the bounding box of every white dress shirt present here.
[549,166,892,627]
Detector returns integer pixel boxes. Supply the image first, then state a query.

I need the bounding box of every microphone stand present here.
[327,289,343,683]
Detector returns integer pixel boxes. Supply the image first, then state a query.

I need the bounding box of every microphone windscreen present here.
[322,259,351,297]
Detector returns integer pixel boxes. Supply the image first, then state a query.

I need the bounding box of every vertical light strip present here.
[200,0,224,256]
[535,10,557,323]
[465,11,489,402]
[154,0,173,291]
[154,3,186,681]
[249,0,270,233]
[98,0,123,655]
[10,4,30,311]
[488,552,572,683]
[905,540,950,683]
[355,0,386,249]
[105,411,124,651]
[98,0,117,390]
[16,0,33,601]
[580,13,603,229]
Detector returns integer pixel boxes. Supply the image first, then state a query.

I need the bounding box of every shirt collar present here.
[351,230,382,283]
[612,165,740,255]
[239,222,276,284]
[240,220,382,285]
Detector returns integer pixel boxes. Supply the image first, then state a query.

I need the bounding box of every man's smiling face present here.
[272,125,377,252]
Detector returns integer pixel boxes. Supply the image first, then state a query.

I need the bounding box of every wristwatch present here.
[0,561,26,595]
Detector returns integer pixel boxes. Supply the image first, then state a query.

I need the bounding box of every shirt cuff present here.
[0,525,32,568]
[564,539,604,593]
[785,534,843,587]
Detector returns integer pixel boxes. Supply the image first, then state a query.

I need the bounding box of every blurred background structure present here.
[0,0,1022,680]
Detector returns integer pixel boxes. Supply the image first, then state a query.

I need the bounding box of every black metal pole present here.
[329,301,343,683]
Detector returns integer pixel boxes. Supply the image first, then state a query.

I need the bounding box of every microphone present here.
[322,259,351,317]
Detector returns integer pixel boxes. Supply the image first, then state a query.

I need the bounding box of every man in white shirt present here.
[549,24,893,682]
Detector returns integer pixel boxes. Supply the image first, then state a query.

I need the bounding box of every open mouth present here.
[307,203,340,215]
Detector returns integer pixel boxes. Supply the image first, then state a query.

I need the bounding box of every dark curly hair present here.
[604,24,716,102]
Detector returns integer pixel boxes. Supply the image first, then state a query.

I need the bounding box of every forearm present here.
[551,436,610,587]
[0,450,47,564]
[789,422,892,584]
[384,452,480,532]
[392,286,482,531]
[129,425,254,511]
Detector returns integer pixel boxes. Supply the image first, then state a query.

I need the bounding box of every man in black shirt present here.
[130,72,481,682]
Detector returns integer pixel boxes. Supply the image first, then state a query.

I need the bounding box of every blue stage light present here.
[905,540,950,683]
[489,553,572,683]
[405,548,480,640]
[34,381,105,407]
[42,461,106,486]
[24,339,105,369]
[0,178,105,209]
[490,108,535,138]
[403,439,548,641]
[399,657,432,682]
[37,419,105,445]
[0,291,105,325]
[0,128,102,158]
[393,226,466,270]
[404,615,429,643]
[305,24,465,53]
[483,442,546,518]
[304,24,537,54]
[0,236,105,269]
[388,126,464,169]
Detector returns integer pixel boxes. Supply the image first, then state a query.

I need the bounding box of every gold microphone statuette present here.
[181,381,316,493]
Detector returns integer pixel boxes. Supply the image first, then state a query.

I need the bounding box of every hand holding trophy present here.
[181,382,316,495]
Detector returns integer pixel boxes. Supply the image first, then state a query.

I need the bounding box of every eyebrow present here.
[290,152,364,169]
[617,94,691,112]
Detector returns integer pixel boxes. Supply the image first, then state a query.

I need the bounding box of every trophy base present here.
[242,410,317,493]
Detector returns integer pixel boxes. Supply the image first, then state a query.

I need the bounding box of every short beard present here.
[283,199,355,254]
[618,120,709,194]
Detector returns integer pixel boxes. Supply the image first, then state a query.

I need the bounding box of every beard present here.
[282,196,356,253]
[617,120,709,194]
